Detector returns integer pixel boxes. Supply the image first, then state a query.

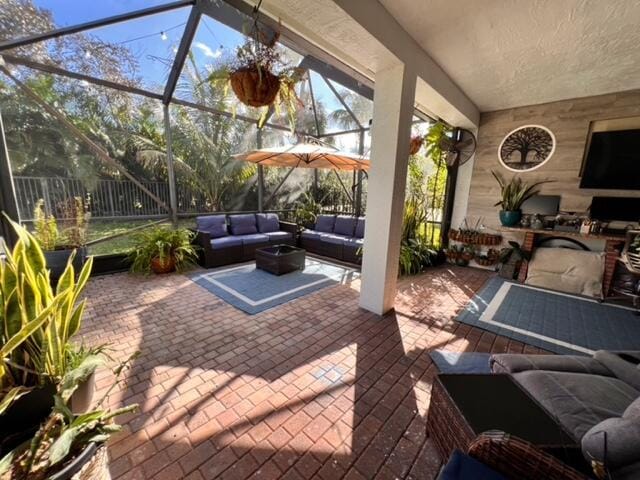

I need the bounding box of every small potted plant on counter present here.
[128,226,199,275]
[492,171,549,227]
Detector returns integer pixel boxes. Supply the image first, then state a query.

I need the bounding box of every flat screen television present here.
[580,129,640,190]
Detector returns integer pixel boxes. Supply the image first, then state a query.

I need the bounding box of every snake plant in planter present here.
[0,219,136,479]
[492,171,549,226]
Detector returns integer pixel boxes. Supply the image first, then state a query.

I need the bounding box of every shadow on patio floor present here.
[80,265,539,479]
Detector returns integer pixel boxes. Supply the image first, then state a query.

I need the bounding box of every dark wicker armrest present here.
[279,221,298,235]
[468,431,589,480]
[193,230,212,248]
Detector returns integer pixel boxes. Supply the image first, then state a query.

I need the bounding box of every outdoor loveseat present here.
[300,214,364,264]
[194,213,296,268]
[490,350,640,480]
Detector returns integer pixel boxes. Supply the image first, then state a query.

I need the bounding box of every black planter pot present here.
[45,247,87,282]
[0,382,56,456]
[49,443,99,480]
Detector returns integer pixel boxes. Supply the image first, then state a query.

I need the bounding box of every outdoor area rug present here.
[191,258,359,314]
[429,350,492,374]
[457,277,640,355]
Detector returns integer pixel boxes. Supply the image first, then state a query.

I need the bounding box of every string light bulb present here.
[84,50,91,58]
[161,31,168,41]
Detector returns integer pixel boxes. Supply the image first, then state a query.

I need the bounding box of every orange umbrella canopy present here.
[233,142,370,171]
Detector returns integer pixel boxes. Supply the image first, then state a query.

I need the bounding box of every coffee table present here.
[255,245,305,275]
[426,374,583,468]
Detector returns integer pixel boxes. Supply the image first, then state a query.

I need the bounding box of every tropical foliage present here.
[0,220,136,480]
[0,217,94,407]
[128,227,198,274]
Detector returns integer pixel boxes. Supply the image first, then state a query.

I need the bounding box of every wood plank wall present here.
[465,89,640,238]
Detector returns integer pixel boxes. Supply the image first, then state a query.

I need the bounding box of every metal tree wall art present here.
[498,125,555,172]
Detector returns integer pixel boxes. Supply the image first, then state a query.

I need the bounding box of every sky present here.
[32,0,349,122]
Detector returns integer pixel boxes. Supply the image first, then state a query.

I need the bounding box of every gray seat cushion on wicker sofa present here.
[513,370,638,440]
[491,350,640,479]
[582,397,640,479]
[490,353,614,377]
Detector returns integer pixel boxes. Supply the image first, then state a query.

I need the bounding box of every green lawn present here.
[87,218,195,256]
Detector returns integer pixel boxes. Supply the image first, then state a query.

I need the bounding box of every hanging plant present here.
[409,135,424,155]
[206,7,306,132]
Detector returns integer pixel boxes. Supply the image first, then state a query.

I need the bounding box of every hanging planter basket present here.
[230,66,281,108]
[409,136,424,155]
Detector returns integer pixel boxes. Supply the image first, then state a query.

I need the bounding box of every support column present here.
[0,109,20,248]
[359,64,416,315]
[163,104,178,225]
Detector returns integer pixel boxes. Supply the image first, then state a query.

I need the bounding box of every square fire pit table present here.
[255,245,306,276]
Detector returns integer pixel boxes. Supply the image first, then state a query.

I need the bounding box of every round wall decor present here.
[498,125,555,172]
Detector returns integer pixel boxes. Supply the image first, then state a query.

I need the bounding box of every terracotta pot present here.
[151,256,175,274]
[230,66,280,107]
[409,136,423,155]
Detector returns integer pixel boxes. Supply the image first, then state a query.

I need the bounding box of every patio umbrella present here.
[233,142,370,171]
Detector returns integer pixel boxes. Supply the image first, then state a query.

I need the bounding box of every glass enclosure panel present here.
[327,79,373,129]
[168,101,259,214]
[3,6,191,92]
[1,69,171,256]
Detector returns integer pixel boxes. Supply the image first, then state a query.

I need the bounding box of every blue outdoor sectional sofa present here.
[300,214,365,264]
[193,213,297,268]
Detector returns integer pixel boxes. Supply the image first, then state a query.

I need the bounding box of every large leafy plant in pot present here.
[206,13,305,131]
[128,226,198,275]
[0,219,136,479]
[492,171,549,226]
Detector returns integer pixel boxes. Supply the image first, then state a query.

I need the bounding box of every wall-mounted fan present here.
[440,128,476,167]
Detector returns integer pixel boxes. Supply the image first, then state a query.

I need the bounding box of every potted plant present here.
[492,171,549,227]
[0,219,136,478]
[128,226,198,275]
[294,192,321,230]
[498,241,532,279]
[206,16,305,131]
[33,198,90,283]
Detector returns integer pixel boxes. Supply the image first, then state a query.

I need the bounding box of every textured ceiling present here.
[379,0,640,111]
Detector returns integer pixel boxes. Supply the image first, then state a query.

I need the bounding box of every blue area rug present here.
[429,350,492,374]
[191,258,359,314]
[457,277,640,355]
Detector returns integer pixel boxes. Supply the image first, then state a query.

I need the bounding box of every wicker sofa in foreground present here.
[193,213,296,268]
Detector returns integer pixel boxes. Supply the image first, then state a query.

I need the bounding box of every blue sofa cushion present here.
[315,215,336,233]
[265,231,293,242]
[256,213,280,233]
[334,215,357,236]
[301,230,323,241]
[240,233,269,245]
[210,236,242,249]
[196,215,227,239]
[320,233,348,245]
[355,217,365,238]
[343,237,364,248]
[438,450,507,480]
[229,214,257,235]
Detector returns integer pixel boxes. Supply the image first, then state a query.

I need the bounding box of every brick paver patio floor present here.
[80,265,544,480]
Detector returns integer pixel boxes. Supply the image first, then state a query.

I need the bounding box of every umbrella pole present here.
[264,166,296,209]
[257,129,264,212]
[332,169,354,207]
